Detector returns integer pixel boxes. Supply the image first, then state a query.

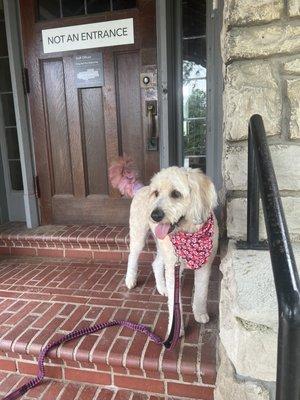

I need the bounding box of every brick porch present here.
[0,224,220,399]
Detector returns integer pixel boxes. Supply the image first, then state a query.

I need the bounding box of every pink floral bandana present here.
[170,214,214,270]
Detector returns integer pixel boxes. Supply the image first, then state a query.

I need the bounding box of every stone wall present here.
[217,1,300,399]
[216,242,300,399]
[222,0,300,241]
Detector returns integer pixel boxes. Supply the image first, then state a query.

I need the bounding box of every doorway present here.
[19,0,159,225]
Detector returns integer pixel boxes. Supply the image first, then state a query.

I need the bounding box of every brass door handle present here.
[147,103,155,138]
[146,100,158,151]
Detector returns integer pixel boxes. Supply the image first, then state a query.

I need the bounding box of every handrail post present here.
[249,114,300,400]
[237,121,267,250]
[247,124,260,247]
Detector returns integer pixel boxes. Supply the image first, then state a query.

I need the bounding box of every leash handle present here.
[2,321,164,400]
[3,265,182,399]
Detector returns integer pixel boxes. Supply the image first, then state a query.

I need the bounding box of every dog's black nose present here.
[151,208,165,222]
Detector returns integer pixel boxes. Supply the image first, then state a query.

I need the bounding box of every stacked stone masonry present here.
[219,1,300,399]
[216,243,300,399]
[223,0,300,240]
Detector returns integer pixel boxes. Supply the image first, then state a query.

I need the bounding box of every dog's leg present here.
[126,217,149,290]
[126,189,149,290]
[193,217,218,324]
[126,231,147,289]
[152,250,167,296]
[192,263,211,323]
[155,236,185,337]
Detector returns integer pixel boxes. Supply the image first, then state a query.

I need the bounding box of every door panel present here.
[42,59,73,195]
[19,0,158,224]
[115,51,144,179]
[79,87,108,195]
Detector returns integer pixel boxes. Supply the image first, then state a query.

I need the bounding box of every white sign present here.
[42,18,134,54]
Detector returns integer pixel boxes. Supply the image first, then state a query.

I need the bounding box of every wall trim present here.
[0,140,8,224]
[206,0,224,192]
[156,0,169,168]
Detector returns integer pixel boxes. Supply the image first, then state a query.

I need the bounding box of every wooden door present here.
[19,0,159,224]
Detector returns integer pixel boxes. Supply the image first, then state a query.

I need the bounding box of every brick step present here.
[0,255,220,399]
[0,222,155,262]
[0,371,185,400]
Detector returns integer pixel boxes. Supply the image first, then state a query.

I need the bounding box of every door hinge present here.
[22,67,30,94]
[34,175,41,198]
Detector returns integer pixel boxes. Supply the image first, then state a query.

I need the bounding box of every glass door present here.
[182,0,207,171]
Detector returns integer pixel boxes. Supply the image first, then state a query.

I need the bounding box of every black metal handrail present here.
[239,114,300,400]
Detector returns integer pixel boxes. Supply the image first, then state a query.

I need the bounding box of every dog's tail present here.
[109,156,144,198]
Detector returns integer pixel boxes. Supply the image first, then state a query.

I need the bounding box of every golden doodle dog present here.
[109,159,218,336]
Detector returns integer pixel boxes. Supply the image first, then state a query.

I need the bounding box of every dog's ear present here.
[186,168,217,223]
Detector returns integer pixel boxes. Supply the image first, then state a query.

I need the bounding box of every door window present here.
[182,0,207,171]
[38,0,137,20]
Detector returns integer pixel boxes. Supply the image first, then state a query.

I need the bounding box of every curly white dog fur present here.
[125,166,219,336]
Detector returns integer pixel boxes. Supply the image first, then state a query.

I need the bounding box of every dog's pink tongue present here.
[155,223,171,240]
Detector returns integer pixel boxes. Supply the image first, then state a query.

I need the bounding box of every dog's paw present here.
[125,275,137,290]
[156,284,168,297]
[194,312,210,324]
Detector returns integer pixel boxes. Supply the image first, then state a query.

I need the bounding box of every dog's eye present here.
[170,190,182,199]
[153,190,159,197]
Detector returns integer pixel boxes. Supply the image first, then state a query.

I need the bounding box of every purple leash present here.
[3,263,181,400]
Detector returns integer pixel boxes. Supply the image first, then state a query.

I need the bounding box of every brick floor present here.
[0,255,220,399]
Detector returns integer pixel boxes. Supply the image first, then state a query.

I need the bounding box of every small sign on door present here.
[42,18,134,54]
[74,53,104,88]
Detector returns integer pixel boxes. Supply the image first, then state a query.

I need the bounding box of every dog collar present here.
[170,214,214,270]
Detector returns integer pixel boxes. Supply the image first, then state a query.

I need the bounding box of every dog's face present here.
[148,167,217,239]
